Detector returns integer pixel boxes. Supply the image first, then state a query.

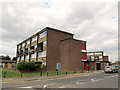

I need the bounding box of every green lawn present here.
[2,69,85,78]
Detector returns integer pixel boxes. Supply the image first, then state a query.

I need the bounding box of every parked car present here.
[104,65,118,73]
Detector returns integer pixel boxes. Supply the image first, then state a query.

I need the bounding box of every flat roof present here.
[46,27,74,35]
[87,51,103,53]
[0,60,16,63]
[17,27,74,46]
[60,38,86,42]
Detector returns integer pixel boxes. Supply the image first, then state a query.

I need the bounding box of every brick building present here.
[16,27,87,71]
[86,51,109,70]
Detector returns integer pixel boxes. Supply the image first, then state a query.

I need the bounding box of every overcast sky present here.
[0,0,118,62]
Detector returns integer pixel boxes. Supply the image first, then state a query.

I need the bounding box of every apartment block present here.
[86,51,109,70]
[16,27,87,71]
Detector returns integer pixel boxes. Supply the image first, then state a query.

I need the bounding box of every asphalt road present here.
[2,72,119,89]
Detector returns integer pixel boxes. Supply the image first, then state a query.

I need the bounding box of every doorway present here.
[96,63,101,70]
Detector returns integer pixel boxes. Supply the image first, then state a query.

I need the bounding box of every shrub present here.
[17,61,26,72]
[17,61,41,72]
[35,64,40,68]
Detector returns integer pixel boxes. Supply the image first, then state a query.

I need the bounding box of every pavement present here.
[2,70,103,83]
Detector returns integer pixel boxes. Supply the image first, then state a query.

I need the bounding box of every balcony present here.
[36,47,43,52]
[81,50,87,52]
[19,50,23,56]
[87,57,91,61]
[81,59,87,61]
[23,50,28,55]
[28,49,34,54]
[17,52,20,57]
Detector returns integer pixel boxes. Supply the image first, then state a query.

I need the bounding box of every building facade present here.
[85,51,109,70]
[16,27,87,71]
[0,60,16,69]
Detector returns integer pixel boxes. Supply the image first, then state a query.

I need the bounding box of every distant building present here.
[86,51,109,70]
[0,60,16,69]
[112,61,120,65]
[0,55,5,60]
[16,27,87,71]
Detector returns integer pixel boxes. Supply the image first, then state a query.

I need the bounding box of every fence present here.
[2,70,91,78]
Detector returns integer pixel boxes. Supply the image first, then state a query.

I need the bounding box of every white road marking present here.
[71,79,90,83]
[18,86,32,88]
[80,82,86,85]
[76,74,118,85]
[76,82,79,84]
[43,85,47,89]
[59,86,65,88]
[91,79,95,82]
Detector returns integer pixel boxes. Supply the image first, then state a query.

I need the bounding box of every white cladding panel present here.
[25,55,29,59]
[38,51,46,58]
[31,53,36,59]
[21,56,24,61]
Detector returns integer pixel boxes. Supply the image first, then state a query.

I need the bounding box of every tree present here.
[2,55,11,60]
[12,57,17,60]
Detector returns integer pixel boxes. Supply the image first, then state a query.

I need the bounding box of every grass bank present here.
[2,69,90,78]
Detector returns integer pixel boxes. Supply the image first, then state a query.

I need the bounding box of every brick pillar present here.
[16,45,19,62]
[36,34,39,61]
[19,44,22,62]
[24,41,26,62]
[29,38,32,62]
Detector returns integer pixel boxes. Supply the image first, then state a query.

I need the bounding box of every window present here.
[28,47,30,51]
[38,42,43,51]
[44,31,47,36]
[17,52,19,55]
[43,41,47,46]
[30,46,34,49]
[91,56,94,59]
[39,31,47,39]
[17,57,20,61]
[22,43,25,47]
[26,40,30,45]
[38,51,46,58]
[20,50,23,55]
[25,55,29,60]
[25,48,28,51]
[44,51,46,57]
[87,56,91,60]
[32,36,37,42]
[43,31,47,37]
[31,53,36,59]
[21,56,24,60]
[39,34,41,39]
[99,56,103,58]
[43,62,46,66]
[35,44,37,48]
[40,33,43,38]
[18,45,21,49]
[94,56,99,60]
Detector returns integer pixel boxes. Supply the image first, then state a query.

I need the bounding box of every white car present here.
[104,65,118,73]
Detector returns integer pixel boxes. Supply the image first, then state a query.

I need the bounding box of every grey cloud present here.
[66,2,108,24]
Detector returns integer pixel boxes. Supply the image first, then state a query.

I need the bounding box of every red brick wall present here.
[60,39,83,71]
[89,62,96,70]
[103,56,108,61]
[47,29,73,71]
